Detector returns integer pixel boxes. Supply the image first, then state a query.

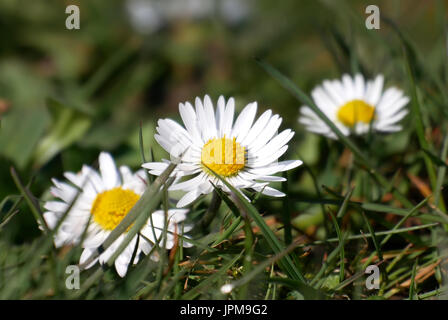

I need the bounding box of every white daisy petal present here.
[145,96,301,207]
[83,230,107,248]
[177,189,203,208]
[222,97,235,136]
[322,80,345,105]
[82,165,105,193]
[376,124,403,132]
[376,110,409,129]
[80,248,99,269]
[248,145,289,168]
[248,160,302,175]
[142,162,169,171]
[342,74,355,98]
[167,208,190,222]
[43,211,60,229]
[354,73,365,98]
[249,115,282,152]
[300,106,322,121]
[377,96,409,117]
[195,96,212,141]
[120,166,134,185]
[50,183,77,203]
[44,201,68,213]
[299,74,408,138]
[64,171,86,189]
[311,88,338,115]
[241,109,272,147]
[377,87,403,111]
[114,236,137,277]
[43,152,191,278]
[239,172,286,182]
[204,95,218,138]
[365,74,384,106]
[232,102,257,141]
[179,102,202,144]
[140,238,153,255]
[383,101,410,122]
[258,186,285,197]
[216,95,226,137]
[169,173,207,191]
[252,129,294,159]
[99,152,120,189]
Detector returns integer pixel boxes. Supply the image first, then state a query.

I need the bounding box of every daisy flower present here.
[298,74,410,139]
[142,95,302,208]
[43,152,190,277]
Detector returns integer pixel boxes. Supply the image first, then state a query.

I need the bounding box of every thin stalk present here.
[199,190,222,231]
[239,217,254,299]
[257,59,413,208]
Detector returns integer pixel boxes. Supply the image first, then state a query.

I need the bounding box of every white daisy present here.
[142,95,302,208]
[43,152,190,277]
[298,73,410,139]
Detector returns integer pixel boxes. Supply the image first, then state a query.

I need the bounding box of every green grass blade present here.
[138,120,153,184]
[79,44,138,99]
[380,196,430,247]
[256,59,369,166]
[403,47,438,192]
[281,171,293,244]
[257,59,413,208]
[225,241,314,298]
[361,211,384,265]
[181,250,244,300]
[422,148,448,168]
[434,133,448,208]
[211,216,243,247]
[205,165,306,283]
[79,162,177,269]
[331,188,353,282]
[409,259,419,300]
[10,167,47,232]
[296,223,439,247]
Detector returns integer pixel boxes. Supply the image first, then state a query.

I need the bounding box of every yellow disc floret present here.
[337,99,375,128]
[91,187,140,231]
[201,136,245,177]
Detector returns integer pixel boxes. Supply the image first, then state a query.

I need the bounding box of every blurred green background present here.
[1,0,447,244]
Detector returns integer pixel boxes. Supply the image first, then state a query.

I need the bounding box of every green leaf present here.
[321,274,340,290]
[422,148,448,168]
[33,98,91,167]
[0,107,50,169]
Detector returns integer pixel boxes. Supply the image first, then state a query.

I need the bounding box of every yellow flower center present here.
[337,99,376,128]
[201,136,245,177]
[91,187,140,231]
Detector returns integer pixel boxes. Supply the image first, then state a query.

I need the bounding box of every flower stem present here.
[199,190,222,231]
